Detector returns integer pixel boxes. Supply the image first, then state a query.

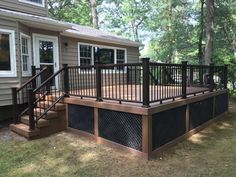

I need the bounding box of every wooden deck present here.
[69,85,209,104]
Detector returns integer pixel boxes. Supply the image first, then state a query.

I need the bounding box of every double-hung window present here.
[20,33,32,76]
[0,29,16,77]
[78,43,126,69]
[19,0,45,7]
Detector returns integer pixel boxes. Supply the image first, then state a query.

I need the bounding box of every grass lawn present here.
[0,100,236,177]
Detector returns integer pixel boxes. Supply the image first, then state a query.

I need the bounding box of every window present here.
[79,45,93,66]
[94,47,114,65]
[0,29,16,77]
[20,33,31,76]
[78,43,127,69]
[19,0,45,7]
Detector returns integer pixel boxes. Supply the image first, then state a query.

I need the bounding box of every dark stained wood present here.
[142,115,152,158]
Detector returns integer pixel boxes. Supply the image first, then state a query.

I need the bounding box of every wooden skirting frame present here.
[65,89,229,160]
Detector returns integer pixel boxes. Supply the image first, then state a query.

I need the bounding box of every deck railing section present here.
[67,59,227,107]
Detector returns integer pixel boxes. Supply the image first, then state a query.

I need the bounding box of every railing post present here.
[28,88,35,131]
[31,66,36,90]
[63,64,69,97]
[182,61,188,99]
[190,65,193,86]
[223,65,228,89]
[96,64,102,101]
[209,63,214,92]
[12,87,18,124]
[142,58,150,107]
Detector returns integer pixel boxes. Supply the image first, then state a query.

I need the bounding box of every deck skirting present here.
[64,89,229,159]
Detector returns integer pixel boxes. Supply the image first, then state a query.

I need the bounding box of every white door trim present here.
[32,33,60,87]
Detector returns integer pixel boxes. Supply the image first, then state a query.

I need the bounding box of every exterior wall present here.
[61,36,140,66]
[0,0,48,17]
[0,21,140,107]
[0,18,20,106]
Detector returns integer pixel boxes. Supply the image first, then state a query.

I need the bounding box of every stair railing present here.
[12,66,48,124]
[27,64,68,130]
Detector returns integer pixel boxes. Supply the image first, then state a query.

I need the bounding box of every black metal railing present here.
[67,59,227,107]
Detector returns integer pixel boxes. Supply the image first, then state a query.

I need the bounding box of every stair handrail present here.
[12,66,48,124]
[29,65,68,130]
[17,66,47,92]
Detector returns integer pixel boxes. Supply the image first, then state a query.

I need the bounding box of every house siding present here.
[0,18,20,106]
[60,36,140,66]
[0,0,48,17]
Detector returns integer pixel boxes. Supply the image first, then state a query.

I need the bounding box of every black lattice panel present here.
[152,106,186,150]
[98,109,142,151]
[215,93,228,117]
[68,104,94,134]
[189,98,213,130]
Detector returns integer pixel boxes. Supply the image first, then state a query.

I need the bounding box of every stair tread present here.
[34,108,58,119]
[21,115,50,128]
[10,123,40,139]
[37,101,66,111]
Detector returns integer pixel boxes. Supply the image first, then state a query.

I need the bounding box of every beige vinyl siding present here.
[61,36,140,66]
[0,0,48,17]
[0,18,21,106]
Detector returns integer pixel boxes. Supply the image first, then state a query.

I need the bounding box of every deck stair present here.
[10,96,66,139]
[10,65,68,139]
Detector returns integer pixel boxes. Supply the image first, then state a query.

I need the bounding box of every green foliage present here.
[48,0,92,26]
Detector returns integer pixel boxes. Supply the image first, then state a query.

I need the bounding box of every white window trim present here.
[0,29,17,77]
[78,42,127,67]
[19,0,45,7]
[20,33,32,77]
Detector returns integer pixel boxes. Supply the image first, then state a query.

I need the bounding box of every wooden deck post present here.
[209,63,214,92]
[142,115,152,159]
[142,58,150,107]
[31,66,36,90]
[223,65,228,89]
[182,61,188,99]
[28,88,35,131]
[12,87,18,124]
[63,64,69,97]
[96,65,102,101]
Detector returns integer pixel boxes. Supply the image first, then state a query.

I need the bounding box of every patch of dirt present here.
[0,127,26,141]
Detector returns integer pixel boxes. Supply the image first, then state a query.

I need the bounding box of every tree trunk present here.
[204,0,214,65]
[89,0,99,29]
[198,0,204,64]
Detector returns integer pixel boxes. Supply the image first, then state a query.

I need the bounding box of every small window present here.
[19,0,45,7]
[21,33,32,76]
[117,49,125,64]
[0,29,16,77]
[79,45,92,66]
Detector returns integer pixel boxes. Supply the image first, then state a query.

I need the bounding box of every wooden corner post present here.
[142,115,152,159]
[182,61,188,99]
[142,58,150,108]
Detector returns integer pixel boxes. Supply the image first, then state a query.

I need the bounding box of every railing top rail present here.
[68,63,142,69]
[17,67,47,92]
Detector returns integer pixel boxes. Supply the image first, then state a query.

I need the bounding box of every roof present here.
[0,8,142,47]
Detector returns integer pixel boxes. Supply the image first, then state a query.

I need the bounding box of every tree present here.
[204,0,214,64]
[100,0,150,42]
[88,0,99,29]
[48,0,92,26]
[198,0,205,64]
